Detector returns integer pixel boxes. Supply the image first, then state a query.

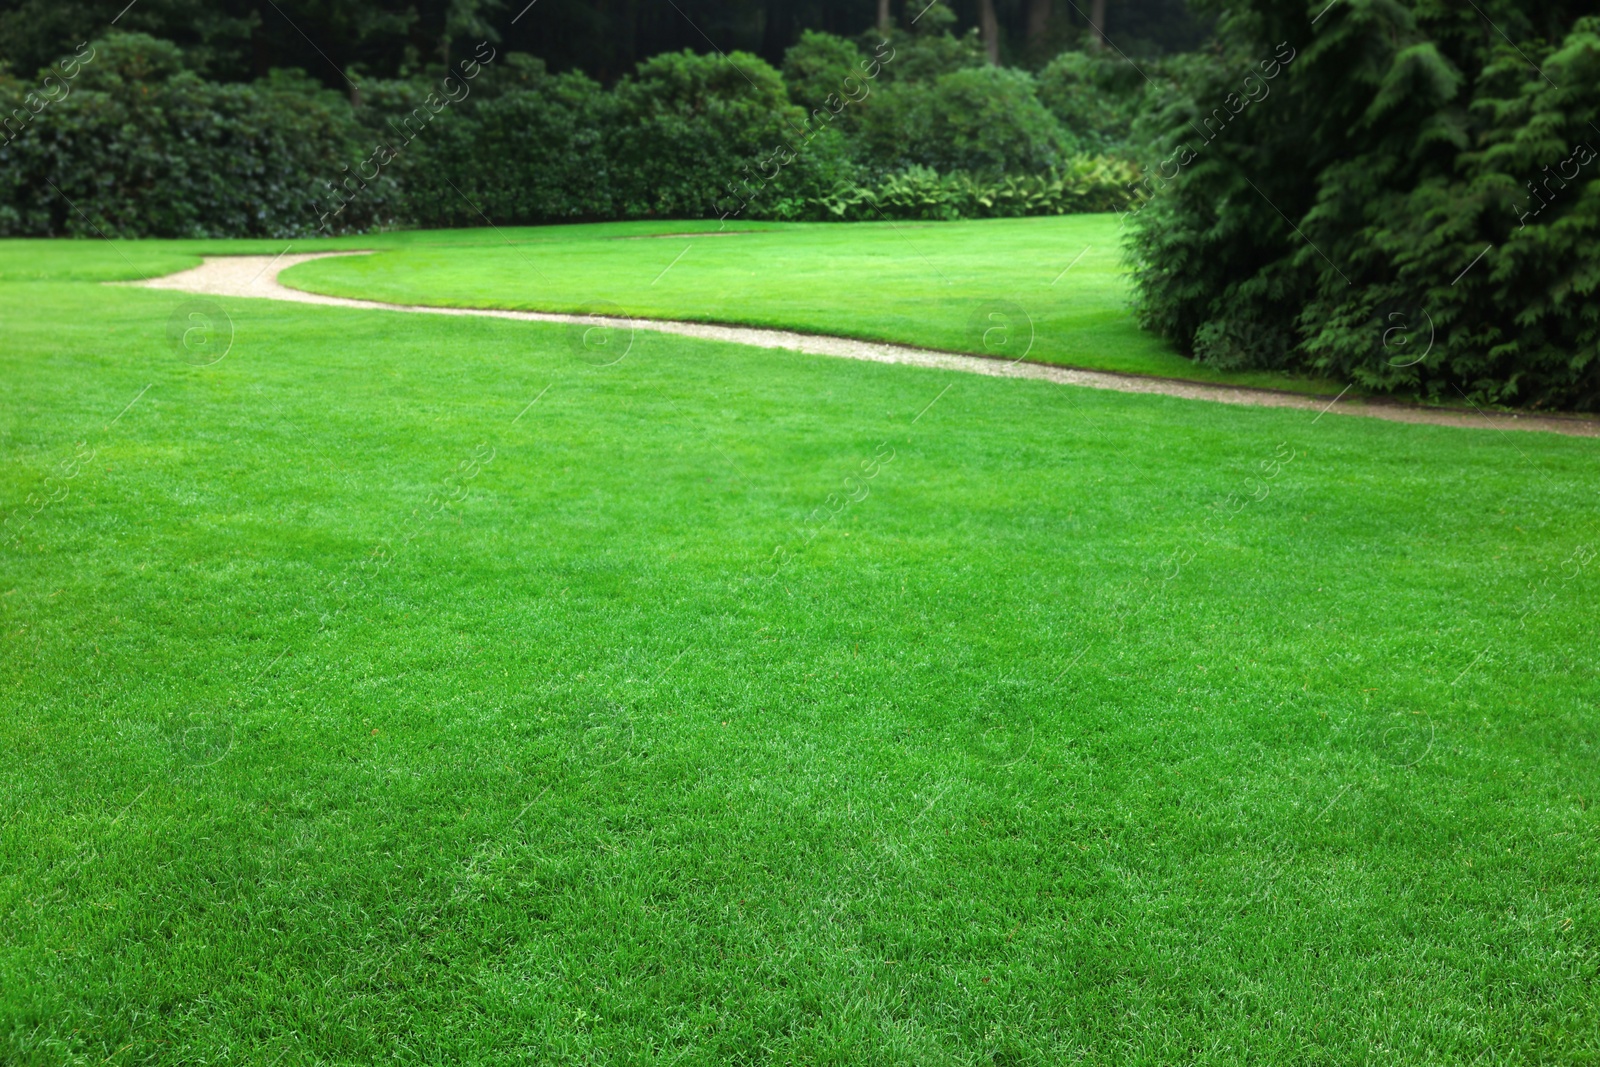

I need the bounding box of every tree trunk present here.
[878,0,891,33]
[762,0,794,62]
[1027,0,1050,41]
[1089,0,1107,49]
[976,0,1000,63]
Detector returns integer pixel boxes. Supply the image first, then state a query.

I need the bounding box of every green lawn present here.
[275,215,1345,393]
[3,231,1598,1064]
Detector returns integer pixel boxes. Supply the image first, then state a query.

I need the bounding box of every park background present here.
[3,0,1598,408]
[4,3,1600,1064]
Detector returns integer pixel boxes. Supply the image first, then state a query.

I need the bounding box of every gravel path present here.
[131,253,1600,437]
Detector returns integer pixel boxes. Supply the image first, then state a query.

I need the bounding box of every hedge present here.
[0,32,1136,239]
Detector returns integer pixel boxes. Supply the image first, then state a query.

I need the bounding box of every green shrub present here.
[1037,50,1147,152]
[858,66,1071,173]
[388,46,865,228]
[782,31,868,116]
[1129,2,1600,409]
[0,33,388,238]
[391,56,616,228]
[734,126,866,222]
[810,156,1137,220]
[871,2,985,85]
[1038,49,1214,156]
[0,28,1148,240]
[608,49,807,218]
[1301,20,1600,408]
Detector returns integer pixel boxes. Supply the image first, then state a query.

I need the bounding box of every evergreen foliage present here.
[1127,1,1600,408]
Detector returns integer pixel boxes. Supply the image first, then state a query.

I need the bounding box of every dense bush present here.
[868,2,985,85]
[1037,50,1149,152]
[388,55,618,227]
[1037,49,1212,155]
[1128,1,1600,409]
[0,33,389,238]
[782,30,872,119]
[811,157,1137,220]
[0,18,1131,238]
[858,67,1071,171]
[393,48,864,227]
[606,49,806,217]
[729,126,867,222]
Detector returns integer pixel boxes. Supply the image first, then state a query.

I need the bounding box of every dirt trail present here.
[130,253,1600,437]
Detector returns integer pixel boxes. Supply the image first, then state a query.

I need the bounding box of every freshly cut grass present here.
[278,215,1346,393]
[1,236,1598,1064]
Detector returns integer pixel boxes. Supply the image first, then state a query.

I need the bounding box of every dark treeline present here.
[0,0,1207,88]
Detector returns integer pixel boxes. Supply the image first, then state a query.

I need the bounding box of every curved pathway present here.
[133,253,1600,438]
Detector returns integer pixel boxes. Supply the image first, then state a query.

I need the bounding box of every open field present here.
[3,227,1599,1063]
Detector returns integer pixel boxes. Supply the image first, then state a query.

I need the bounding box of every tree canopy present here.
[0,0,1208,87]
